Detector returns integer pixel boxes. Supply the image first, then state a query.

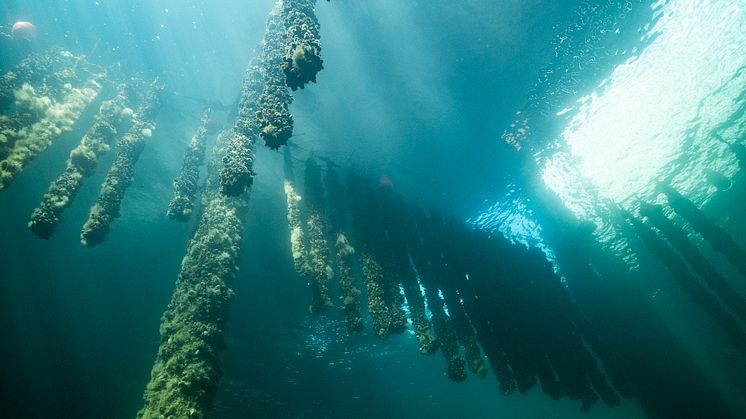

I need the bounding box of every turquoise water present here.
[1,1,745,418]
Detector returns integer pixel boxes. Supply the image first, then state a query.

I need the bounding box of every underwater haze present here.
[1,0,746,418]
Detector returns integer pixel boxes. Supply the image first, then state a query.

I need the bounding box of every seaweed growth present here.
[302,158,334,312]
[283,153,333,312]
[282,0,324,91]
[28,84,132,239]
[139,36,265,418]
[220,0,327,194]
[325,166,364,333]
[284,176,308,275]
[138,128,251,419]
[360,252,391,338]
[219,130,256,197]
[0,48,86,112]
[219,62,261,196]
[256,0,325,150]
[0,53,53,110]
[167,108,212,221]
[81,81,162,247]
[0,49,100,164]
[346,173,409,339]
[279,168,641,410]
[334,232,363,333]
[257,3,294,150]
[0,78,101,190]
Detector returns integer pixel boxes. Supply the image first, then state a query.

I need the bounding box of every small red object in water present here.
[11,21,37,42]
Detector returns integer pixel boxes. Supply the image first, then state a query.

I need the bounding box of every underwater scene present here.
[0,0,745,418]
